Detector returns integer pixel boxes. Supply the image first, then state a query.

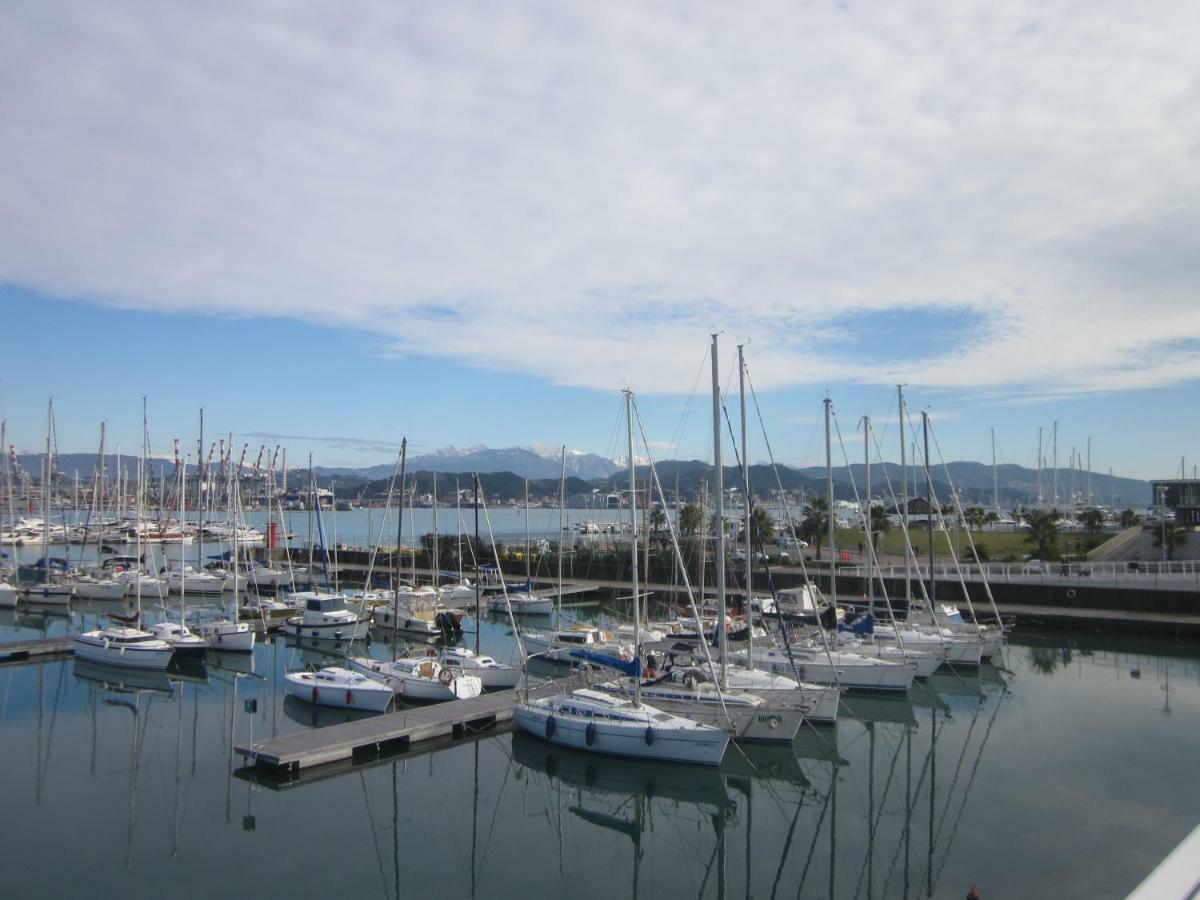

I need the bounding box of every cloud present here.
[2,1,1199,395]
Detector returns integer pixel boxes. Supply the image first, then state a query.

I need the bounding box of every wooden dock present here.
[236,678,571,773]
[0,636,74,665]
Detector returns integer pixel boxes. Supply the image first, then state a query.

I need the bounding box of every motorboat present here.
[281,592,370,641]
[438,647,520,689]
[165,566,225,595]
[284,666,395,712]
[193,618,256,653]
[150,621,209,658]
[22,582,74,605]
[71,575,128,601]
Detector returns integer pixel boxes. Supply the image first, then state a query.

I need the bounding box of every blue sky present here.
[1,3,1198,479]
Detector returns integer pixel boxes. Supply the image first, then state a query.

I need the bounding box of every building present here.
[1149,479,1200,528]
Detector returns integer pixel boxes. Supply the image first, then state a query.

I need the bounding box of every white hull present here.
[439,649,520,689]
[738,647,916,692]
[0,582,17,608]
[282,617,370,641]
[195,621,256,653]
[74,632,174,669]
[514,698,728,766]
[284,669,394,712]
[489,595,555,615]
[73,580,128,601]
[348,657,483,701]
[23,584,74,605]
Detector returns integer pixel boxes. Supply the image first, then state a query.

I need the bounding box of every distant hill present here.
[12,450,1152,507]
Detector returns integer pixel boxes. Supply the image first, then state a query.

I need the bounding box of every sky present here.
[1,1,1198,478]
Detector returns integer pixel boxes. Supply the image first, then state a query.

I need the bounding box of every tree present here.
[1023,508,1063,561]
[678,503,703,537]
[749,506,776,545]
[1119,508,1142,529]
[1078,508,1105,535]
[1153,523,1189,561]
[649,507,667,532]
[800,496,830,560]
[963,506,988,530]
[869,504,891,537]
[985,510,1001,528]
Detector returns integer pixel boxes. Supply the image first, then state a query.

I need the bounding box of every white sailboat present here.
[25,400,73,606]
[514,390,729,766]
[348,652,482,702]
[154,443,208,657]
[438,647,520,689]
[284,666,395,712]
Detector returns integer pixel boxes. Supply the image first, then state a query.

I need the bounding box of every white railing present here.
[840,560,1200,592]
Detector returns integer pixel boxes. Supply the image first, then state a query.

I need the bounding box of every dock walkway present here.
[237,678,570,772]
[0,636,74,665]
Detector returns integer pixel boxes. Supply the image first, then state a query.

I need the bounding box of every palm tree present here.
[1023,508,1063,561]
[869,504,891,537]
[1153,523,1189,561]
[649,507,667,532]
[963,506,988,530]
[1078,508,1105,535]
[749,506,776,546]
[800,496,830,560]
[678,503,703,537]
[1119,508,1142,529]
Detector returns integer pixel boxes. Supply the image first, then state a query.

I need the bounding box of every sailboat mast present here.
[43,398,52,586]
[473,473,480,656]
[197,408,204,573]
[393,438,407,664]
[923,412,934,604]
[899,385,909,607]
[1037,425,1044,506]
[1052,419,1059,506]
[738,344,752,672]
[710,334,728,690]
[824,397,834,606]
[865,415,872,608]
[991,427,999,512]
[432,474,438,589]
[625,390,641,708]
[524,479,530,587]
[557,445,565,618]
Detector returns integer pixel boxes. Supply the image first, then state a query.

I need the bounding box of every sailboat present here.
[194,475,255,653]
[513,391,729,766]
[24,400,73,606]
[152,439,208,657]
[74,402,174,669]
[283,665,395,712]
[0,420,19,608]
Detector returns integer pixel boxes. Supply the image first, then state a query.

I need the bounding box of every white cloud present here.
[2,1,1199,394]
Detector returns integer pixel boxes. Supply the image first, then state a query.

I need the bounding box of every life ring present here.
[545,716,556,740]
[1066,589,1077,600]
[427,647,438,657]
[585,722,597,747]
[768,716,781,730]
[684,673,698,690]
[644,726,656,746]
[438,668,453,686]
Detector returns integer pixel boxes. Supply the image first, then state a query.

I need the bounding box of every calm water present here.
[0,615,1197,898]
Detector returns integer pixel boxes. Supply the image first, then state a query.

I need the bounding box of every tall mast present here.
[923,412,934,604]
[557,446,566,618]
[991,427,999,512]
[864,414,872,609]
[1037,426,1044,506]
[1087,437,1093,506]
[473,474,480,656]
[899,385,909,607]
[825,397,834,606]
[197,408,204,573]
[393,438,407,664]
[431,473,438,589]
[1052,420,1059,506]
[43,398,52,587]
[624,389,641,708]
[738,345,753,672]
[524,478,530,587]
[710,334,728,690]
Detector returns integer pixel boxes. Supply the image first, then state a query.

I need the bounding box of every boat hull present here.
[284,671,394,712]
[73,634,174,669]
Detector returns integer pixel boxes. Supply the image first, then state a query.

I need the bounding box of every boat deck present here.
[236,677,574,772]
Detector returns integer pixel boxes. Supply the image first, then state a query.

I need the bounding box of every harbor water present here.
[0,601,1197,898]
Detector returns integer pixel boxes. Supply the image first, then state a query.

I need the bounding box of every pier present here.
[236,677,571,773]
[0,636,74,666]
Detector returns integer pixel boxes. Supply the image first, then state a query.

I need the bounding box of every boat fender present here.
[644,727,655,746]
[1066,588,1076,600]
[347,689,353,705]
[545,716,556,740]
[438,668,453,686]
[427,647,438,657]
[312,686,318,703]
[585,722,597,747]
[684,673,697,690]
